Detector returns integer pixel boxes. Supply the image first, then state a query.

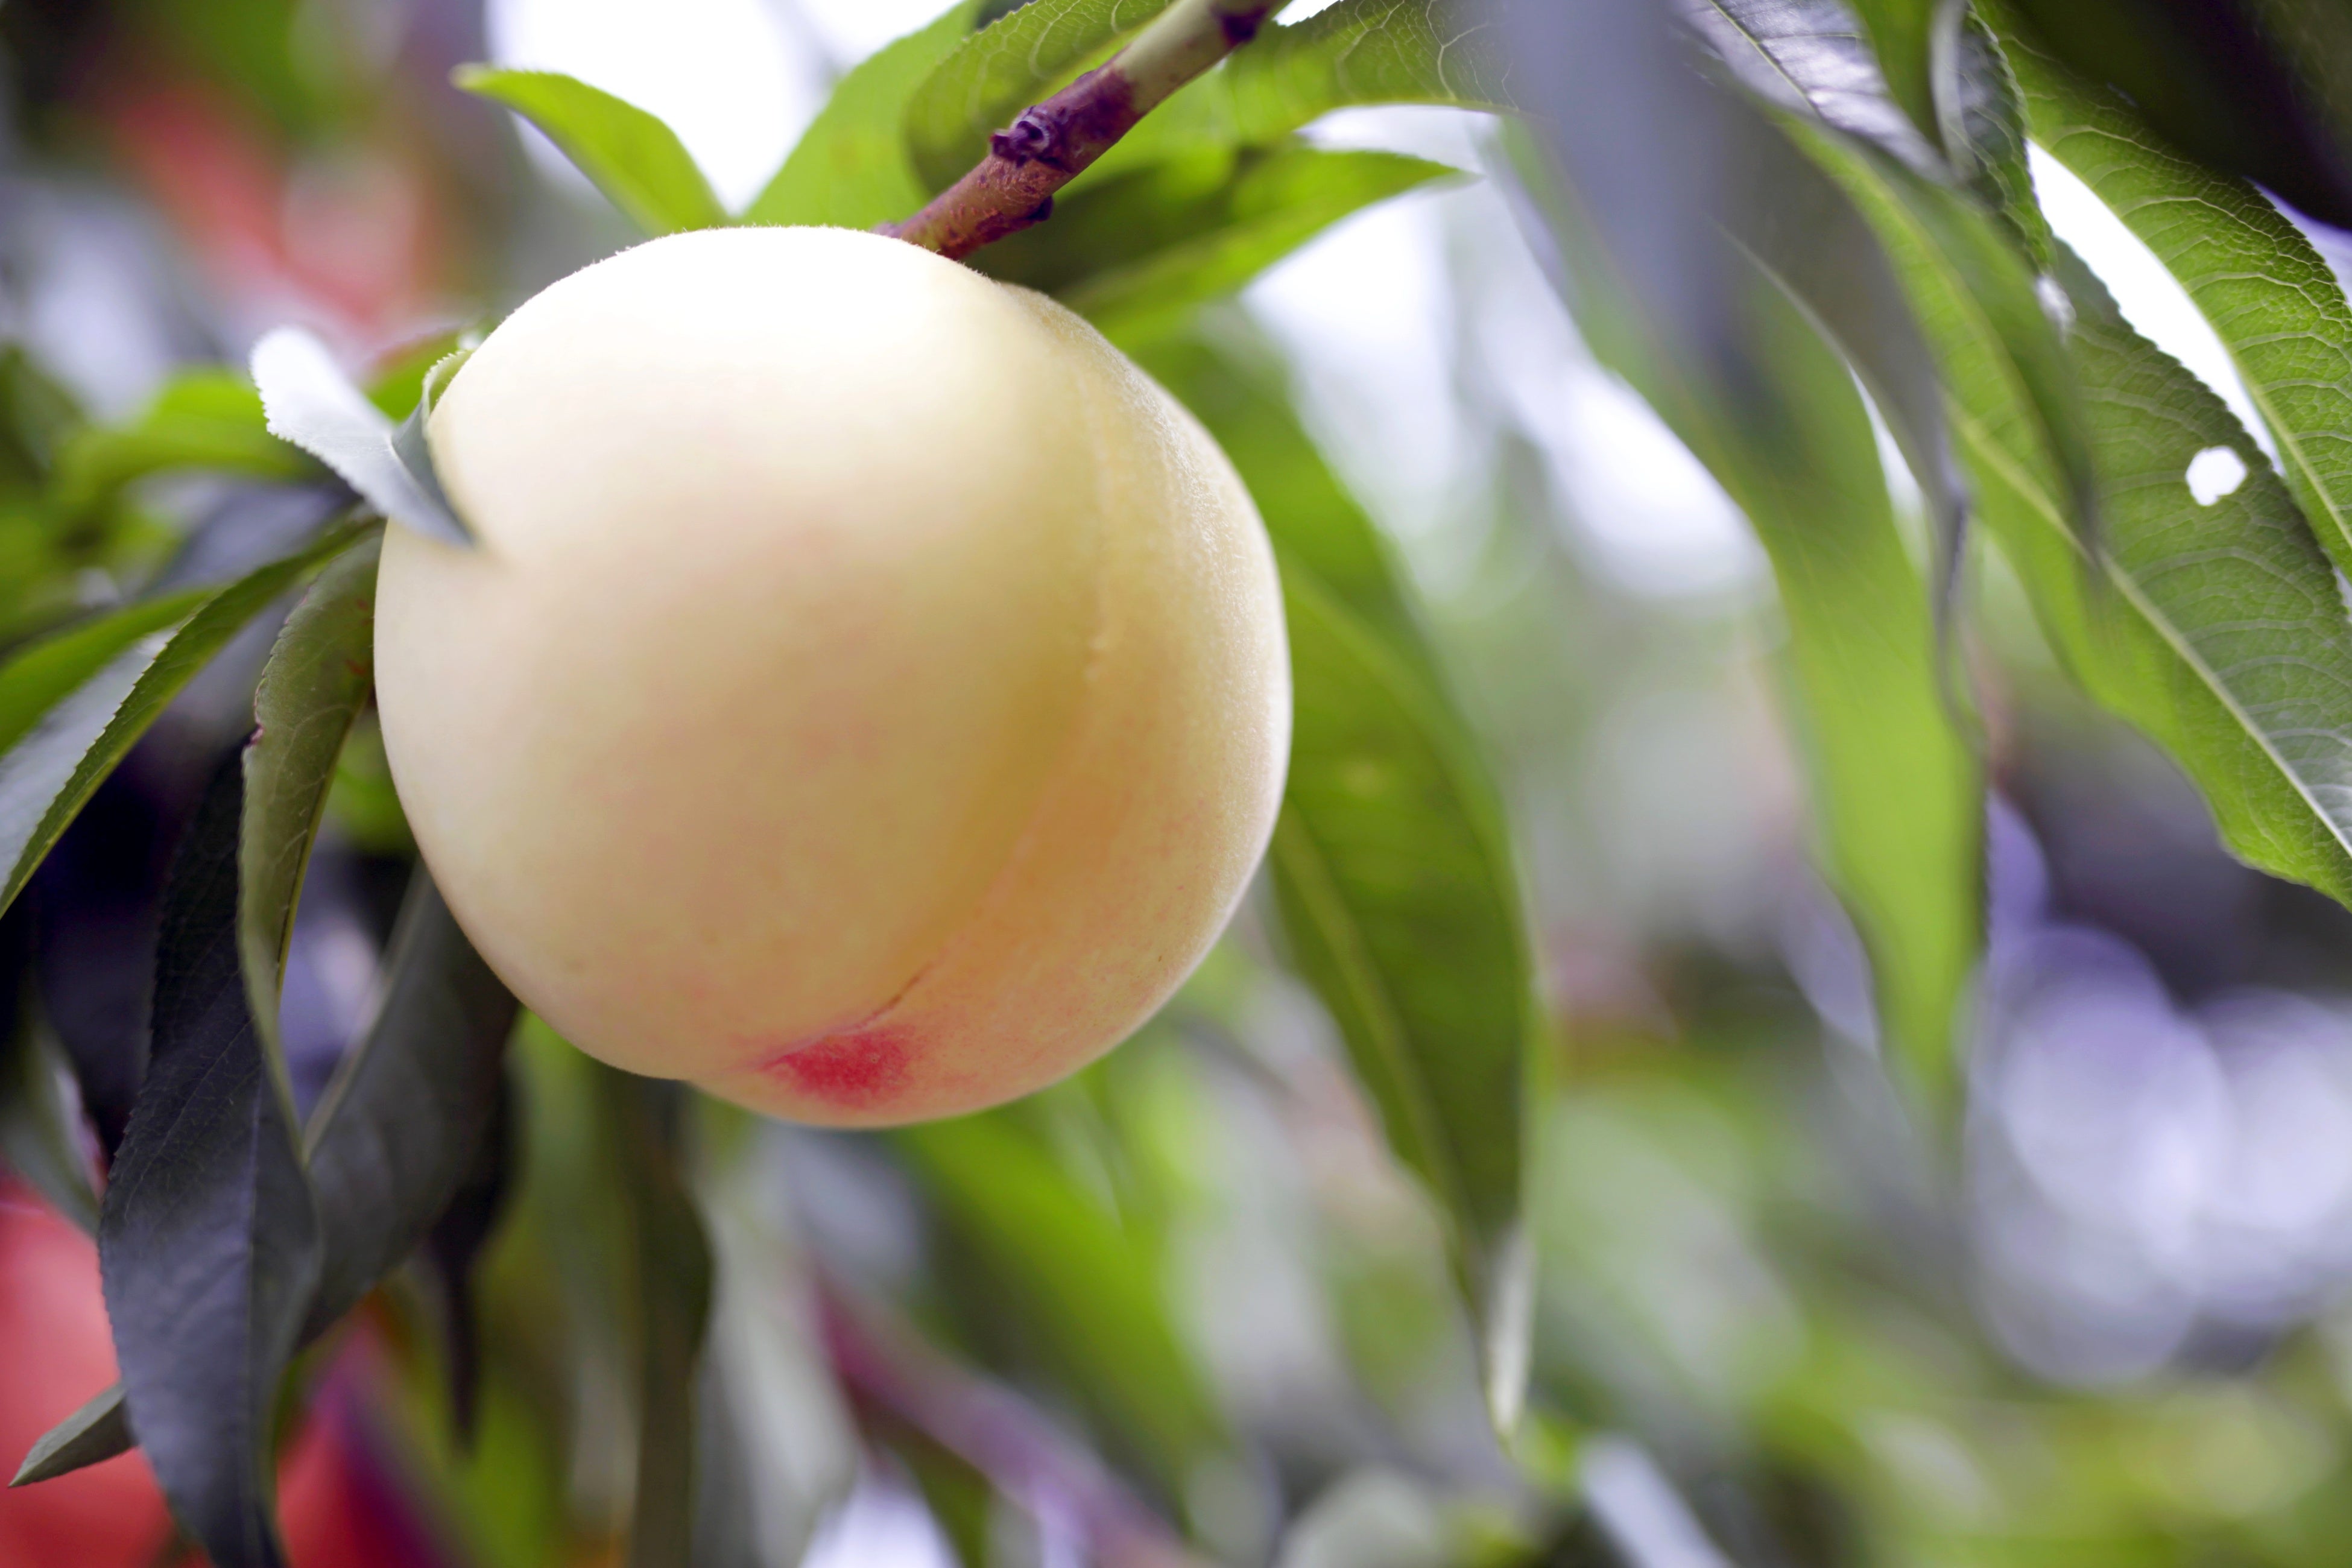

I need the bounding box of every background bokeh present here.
[10,1,2352,1564]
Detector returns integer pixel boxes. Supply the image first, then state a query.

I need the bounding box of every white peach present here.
[373,226,1289,1125]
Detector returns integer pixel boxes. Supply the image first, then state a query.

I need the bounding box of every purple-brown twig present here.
[882,0,1290,259]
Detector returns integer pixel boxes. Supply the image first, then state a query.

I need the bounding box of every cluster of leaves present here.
[1502,0,2352,1132]
[7,0,2352,1559]
[0,1,1549,1562]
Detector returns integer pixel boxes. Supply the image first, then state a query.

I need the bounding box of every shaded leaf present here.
[593,1068,715,1568]
[979,144,1456,343]
[741,3,981,230]
[896,1111,1221,1487]
[302,871,519,1338]
[250,329,470,547]
[0,519,374,922]
[100,754,320,1568]
[455,68,730,234]
[10,1385,131,1487]
[906,0,1178,191]
[239,536,379,1069]
[420,1071,516,1443]
[1966,247,2352,905]
[0,590,209,756]
[1999,10,2352,584]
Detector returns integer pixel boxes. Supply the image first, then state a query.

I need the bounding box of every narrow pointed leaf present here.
[251,329,469,546]
[1138,333,1540,1427]
[49,371,313,525]
[978,145,1456,344]
[595,1069,713,1568]
[1968,247,2352,903]
[1999,13,2352,587]
[0,1008,100,1235]
[1699,0,2098,552]
[1500,4,1979,1101]
[302,872,518,1339]
[0,519,373,922]
[455,68,729,234]
[21,870,518,1490]
[241,537,379,1072]
[1104,0,1513,172]
[1847,0,1951,148]
[896,1111,1221,1485]
[100,756,321,1568]
[741,3,981,230]
[10,1385,131,1487]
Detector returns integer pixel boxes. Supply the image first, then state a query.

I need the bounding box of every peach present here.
[374,226,1289,1125]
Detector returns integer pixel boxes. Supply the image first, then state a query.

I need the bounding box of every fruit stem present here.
[879,0,1291,259]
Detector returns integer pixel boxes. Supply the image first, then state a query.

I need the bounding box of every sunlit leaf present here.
[1498,19,1979,1107]
[251,329,470,546]
[1102,0,1512,175]
[906,0,1178,191]
[1700,0,2097,554]
[741,2,981,230]
[978,144,1455,343]
[239,535,378,1070]
[1138,332,1540,1427]
[1999,12,2352,586]
[456,67,730,234]
[100,756,320,1568]
[0,519,374,923]
[1967,247,2352,906]
[1999,0,2352,229]
[1848,0,1950,147]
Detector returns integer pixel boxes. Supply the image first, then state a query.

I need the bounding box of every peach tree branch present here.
[881,0,1291,259]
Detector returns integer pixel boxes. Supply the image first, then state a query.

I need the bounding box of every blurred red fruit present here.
[0,1180,172,1568]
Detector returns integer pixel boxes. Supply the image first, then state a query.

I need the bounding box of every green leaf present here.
[1969,247,2352,905]
[1502,84,1979,1105]
[302,871,518,1339]
[1848,0,1952,148]
[1101,0,1513,175]
[906,0,1177,191]
[593,1069,715,1568]
[1700,1,2099,554]
[0,519,374,923]
[101,755,320,1568]
[1136,331,1539,1427]
[978,145,1455,343]
[10,1386,130,1487]
[0,589,209,757]
[896,1111,1221,1486]
[455,67,729,233]
[1999,16,2352,587]
[49,371,313,525]
[740,3,980,230]
[240,535,379,1076]
[0,905,98,1233]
